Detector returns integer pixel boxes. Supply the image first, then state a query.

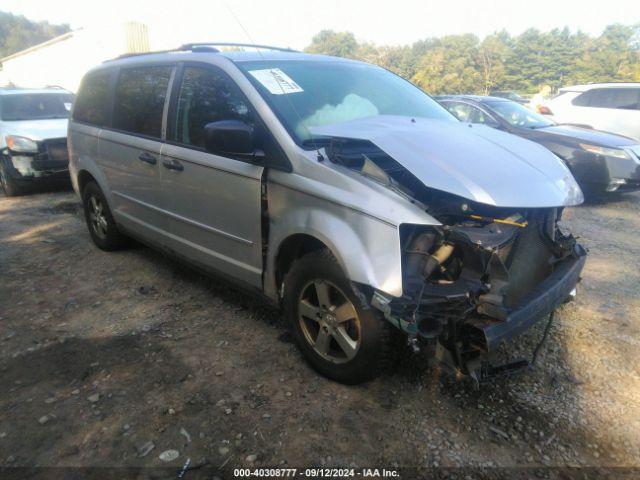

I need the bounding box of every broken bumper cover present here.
[1,139,70,183]
[472,243,586,350]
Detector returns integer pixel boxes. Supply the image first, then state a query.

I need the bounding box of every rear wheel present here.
[82,181,128,250]
[284,249,392,384]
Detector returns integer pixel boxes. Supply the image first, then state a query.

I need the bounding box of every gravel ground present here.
[0,188,639,479]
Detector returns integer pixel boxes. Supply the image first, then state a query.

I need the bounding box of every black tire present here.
[82,181,128,251]
[580,184,607,204]
[0,164,23,196]
[283,249,392,384]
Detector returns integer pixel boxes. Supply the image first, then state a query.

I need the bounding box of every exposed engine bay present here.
[326,138,587,381]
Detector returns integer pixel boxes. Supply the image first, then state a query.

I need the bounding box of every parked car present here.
[489,91,528,105]
[540,83,640,141]
[0,87,74,196]
[68,44,585,385]
[436,95,640,198]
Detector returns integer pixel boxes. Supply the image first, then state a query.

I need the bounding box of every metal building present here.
[0,22,150,92]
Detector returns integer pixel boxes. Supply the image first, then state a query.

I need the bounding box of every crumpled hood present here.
[1,118,68,146]
[310,115,584,208]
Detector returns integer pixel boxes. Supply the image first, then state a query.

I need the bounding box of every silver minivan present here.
[68,44,586,385]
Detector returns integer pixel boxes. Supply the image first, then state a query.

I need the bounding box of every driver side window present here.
[444,101,498,127]
[444,102,473,122]
[172,66,255,149]
[466,105,498,126]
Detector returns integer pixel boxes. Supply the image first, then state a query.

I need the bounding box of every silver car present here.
[1,87,74,196]
[68,44,586,385]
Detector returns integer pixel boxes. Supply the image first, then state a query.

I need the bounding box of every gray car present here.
[68,44,586,385]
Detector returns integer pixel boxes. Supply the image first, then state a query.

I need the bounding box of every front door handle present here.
[162,159,184,172]
[138,152,157,165]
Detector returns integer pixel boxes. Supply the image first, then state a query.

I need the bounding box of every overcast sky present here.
[3,0,639,50]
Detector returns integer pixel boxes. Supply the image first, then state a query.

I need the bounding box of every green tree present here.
[573,24,640,83]
[478,32,510,93]
[412,34,482,94]
[305,30,359,59]
[0,11,70,58]
[303,23,640,95]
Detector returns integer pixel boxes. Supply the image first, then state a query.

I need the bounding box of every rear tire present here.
[0,165,23,196]
[82,181,128,251]
[283,249,392,384]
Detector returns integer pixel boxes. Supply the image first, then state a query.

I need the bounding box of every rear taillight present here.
[537,105,553,115]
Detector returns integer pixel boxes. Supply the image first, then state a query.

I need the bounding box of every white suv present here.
[542,83,640,141]
[0,87,74,195]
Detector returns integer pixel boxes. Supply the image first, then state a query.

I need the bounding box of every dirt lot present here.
[1,188,639,479]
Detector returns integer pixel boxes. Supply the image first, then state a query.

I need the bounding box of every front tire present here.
[0,164,23,196]
[82,181,128,251]
[283,249,392,384]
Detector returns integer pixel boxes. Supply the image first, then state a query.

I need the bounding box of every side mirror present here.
[203,120,257,156]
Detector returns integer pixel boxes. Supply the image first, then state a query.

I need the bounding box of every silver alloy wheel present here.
[88,195,108,239]
[298,280,361,364]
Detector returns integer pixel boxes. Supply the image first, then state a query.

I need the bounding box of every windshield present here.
[0,93,74,121]
[238,60,455,146]
[486,100,553,128]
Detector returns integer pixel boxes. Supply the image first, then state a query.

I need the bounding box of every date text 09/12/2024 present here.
[233,468,400,478]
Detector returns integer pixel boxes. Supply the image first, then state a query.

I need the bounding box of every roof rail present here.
[587,81,640,84]
[110,49,176,61]
[107,42,298,62]
[177,42,298,53]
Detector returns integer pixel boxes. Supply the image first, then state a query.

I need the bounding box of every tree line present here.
[0,11,70,59]
[1,10,638,96]
[305,25,640,95]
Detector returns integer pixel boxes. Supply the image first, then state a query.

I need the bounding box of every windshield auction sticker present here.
[249,68,304,95]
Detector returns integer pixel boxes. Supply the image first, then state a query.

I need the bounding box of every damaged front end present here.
[389,208,585,383]
[327,136,587,383]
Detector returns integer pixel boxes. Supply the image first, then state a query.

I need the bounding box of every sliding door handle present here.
[162,159,184,172]
[138,152,157,165]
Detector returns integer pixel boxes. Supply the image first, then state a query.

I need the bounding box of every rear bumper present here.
[475,244,586,350]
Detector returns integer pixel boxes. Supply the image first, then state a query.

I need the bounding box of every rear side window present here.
[172,66,254,148]
[573,88,640,110]
[571,90,593,107]
[73,73,111,126]
[112,66,172,138]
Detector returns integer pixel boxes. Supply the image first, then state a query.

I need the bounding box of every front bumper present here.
[1,138,69,183]
[470,243,586,350]
[568,150,640,194]
[382,215,587,378]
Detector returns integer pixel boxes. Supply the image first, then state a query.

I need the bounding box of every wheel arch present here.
[267,211,403,302]
[77,169,97,195]
[273,233,331,299]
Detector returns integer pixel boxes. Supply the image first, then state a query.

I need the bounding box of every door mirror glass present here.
[204,120,256,155]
